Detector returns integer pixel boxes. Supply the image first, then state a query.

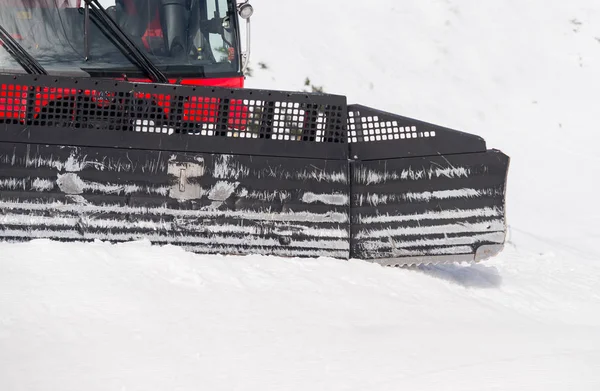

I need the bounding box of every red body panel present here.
[129,77,245,89]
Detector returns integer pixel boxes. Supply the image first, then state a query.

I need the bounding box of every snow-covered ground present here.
[1,1,600,390]
[2,239,599,390]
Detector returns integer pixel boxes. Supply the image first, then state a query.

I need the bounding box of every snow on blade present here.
[358,207,503,224]
[55,173,170,196]
[356,220,506,239]
[356,188,496,206]
[30,178,55,191]
[0,228,350,250]
[212,154,250,179]
[360,232,506,251]
[0,178,27,190]
[296,169,348,183]
[354,166,471,185]
[403,188,482,202]
[386,245,473,257]
[0,200,349,223]
[301,192,350,206]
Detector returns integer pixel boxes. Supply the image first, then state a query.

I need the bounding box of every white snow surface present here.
[2,0,600,390]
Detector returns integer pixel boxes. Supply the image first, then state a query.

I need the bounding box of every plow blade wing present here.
[348,105,509,265]
[0,74,508,265]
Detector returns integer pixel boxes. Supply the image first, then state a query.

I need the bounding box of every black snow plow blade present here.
[0,74,509,265]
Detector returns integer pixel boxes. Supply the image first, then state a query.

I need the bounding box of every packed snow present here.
[2,0,600,390]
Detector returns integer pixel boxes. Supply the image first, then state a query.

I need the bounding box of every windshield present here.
[0,0,240,78]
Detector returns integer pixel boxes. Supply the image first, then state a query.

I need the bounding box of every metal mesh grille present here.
[348,107,437,143]
[0,83,28,123]
[0,76,346,144]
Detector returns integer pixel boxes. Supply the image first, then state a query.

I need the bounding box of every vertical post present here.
[84,1,90,60]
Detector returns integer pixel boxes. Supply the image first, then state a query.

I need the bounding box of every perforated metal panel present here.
[347,109,437,143]
[347,104,487,161]
[0,82,28,123]
[0,74,347,159]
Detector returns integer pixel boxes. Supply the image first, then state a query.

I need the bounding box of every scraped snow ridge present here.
[2,0,600,390]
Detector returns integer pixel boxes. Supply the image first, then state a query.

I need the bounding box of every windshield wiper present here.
[84,0,168,84]
[0,24,48,75]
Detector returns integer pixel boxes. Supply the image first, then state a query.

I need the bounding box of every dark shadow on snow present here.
[412,263,503,289]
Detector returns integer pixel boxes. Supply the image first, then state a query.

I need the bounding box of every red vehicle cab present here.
[0,0,250,127]
[0,0,246,86]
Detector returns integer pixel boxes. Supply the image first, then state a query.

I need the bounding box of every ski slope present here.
[1,0,600,390]
[2,240,599,390]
